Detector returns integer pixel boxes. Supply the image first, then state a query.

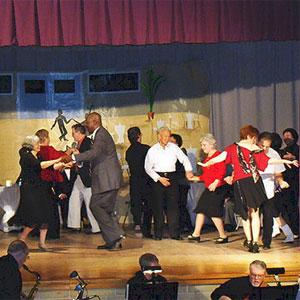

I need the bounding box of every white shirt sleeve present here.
[175,146,193,171]
[144,149,160,182]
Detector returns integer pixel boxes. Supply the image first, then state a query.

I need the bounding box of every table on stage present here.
[0,184,21,232]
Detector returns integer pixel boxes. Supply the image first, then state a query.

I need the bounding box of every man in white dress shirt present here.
[145,127,193,240]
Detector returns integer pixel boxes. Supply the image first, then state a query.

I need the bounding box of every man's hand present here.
[73,148,80,155]
[58,193,67,200]
[283,152,295,160]
[61,155,73,163]
[185,171,194,180]
[159,177,170,187]
[279,180,289,189]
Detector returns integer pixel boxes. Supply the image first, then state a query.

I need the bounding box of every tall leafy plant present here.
[141,68,165,113]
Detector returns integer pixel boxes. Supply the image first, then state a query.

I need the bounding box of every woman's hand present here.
[208,180,219,192]
[190,176,200,182]
[279,180,289,189]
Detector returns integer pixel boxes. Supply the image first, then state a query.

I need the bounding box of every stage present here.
[0,227,299,293]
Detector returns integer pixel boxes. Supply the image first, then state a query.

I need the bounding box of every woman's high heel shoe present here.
[38,243,50,252]
[187,235,201,242]
[215,236,228,244]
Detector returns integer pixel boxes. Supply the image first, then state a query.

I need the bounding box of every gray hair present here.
[8,240,28,257]
[157,126,170,135]
[250,260,267,270]
[200,133,217,148]
[22,135,39,150]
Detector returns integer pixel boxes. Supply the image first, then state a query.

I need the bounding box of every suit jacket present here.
[0,254,22,300]
[75,136,92,188]
[75,127,122,194]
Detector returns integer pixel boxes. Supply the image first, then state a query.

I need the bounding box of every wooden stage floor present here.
[0,228,299,290]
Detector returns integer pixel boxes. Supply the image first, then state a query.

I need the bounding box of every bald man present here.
[145,127,193,240]
[0,240,29,300]
[73,112,124,250]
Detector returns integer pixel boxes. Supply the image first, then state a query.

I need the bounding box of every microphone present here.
[70,271,87,288]
[23,264,41,281]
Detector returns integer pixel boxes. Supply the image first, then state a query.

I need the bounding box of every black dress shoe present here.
[171,236,183,240]
[263,244,271,250]
[243,240,252,249]
[97,237,123,250]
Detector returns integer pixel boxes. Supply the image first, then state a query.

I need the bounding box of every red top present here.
[198,150,226,188]
[38,145,65,183]
[225,144,270,182]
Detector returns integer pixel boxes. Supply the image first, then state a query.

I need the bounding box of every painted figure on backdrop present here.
[51,109,72,141]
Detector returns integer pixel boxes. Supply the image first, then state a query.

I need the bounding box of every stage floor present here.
[0,227,299,290]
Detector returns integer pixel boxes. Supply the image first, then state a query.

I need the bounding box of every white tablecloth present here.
[0,184,21,232]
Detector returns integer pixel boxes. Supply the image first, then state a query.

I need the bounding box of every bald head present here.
[7,240,29,268]
[85,112,102,134]
[157,127,171,147]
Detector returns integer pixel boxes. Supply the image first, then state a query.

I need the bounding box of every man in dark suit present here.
[72,112,124,250]
[67,124,100,234]
[125,127,152,238]
[0,240,29,300]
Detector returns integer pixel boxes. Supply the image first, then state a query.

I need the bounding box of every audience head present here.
[258,131,272,154]
[85,112,102,134]
[35,129,50,145]
[240,125,259,144]
[72,124,86,142]
[7,240,29,269]
[139,253,160,280]
[200,133,217,154]
[249,260,267,287]
[283,128,298,146]
[22,135,40,152]
[271,132,282,151]
[157,127,171,147]
[127,127,142,144]
[170,134,183,148]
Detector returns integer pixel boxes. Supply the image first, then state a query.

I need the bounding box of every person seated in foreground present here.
[0,240,29,300]
[211,260,267,300]
[127,253,167,285]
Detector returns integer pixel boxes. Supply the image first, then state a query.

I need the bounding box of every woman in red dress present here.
[199,125,298,253]
[188,134,228,244]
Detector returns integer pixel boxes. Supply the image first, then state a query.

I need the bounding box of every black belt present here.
[157,172,176,177]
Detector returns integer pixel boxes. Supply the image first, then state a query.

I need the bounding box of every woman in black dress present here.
[15,135,64,251]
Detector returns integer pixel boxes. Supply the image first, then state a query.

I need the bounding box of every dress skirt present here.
[194,185,228,217]
[11,182,52,228]
[233,176,268,220]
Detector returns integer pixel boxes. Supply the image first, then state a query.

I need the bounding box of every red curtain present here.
[0,0,299,47]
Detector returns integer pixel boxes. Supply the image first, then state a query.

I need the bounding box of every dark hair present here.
[72,123,86,135]
[127,127,141,144]
[258,131,272,142]
[283,128,298,143]
[271,132,282,151]
[170,133,183,147]
[240,125,259,140]
[139,253,159,269]
[35,129,49,143]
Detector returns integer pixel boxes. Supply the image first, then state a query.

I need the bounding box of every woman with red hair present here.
[199,125,298,253]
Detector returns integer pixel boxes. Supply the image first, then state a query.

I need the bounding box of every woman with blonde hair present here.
[188,133,228,244]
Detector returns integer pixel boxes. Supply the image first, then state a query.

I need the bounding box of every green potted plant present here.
[141,68,165,120]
